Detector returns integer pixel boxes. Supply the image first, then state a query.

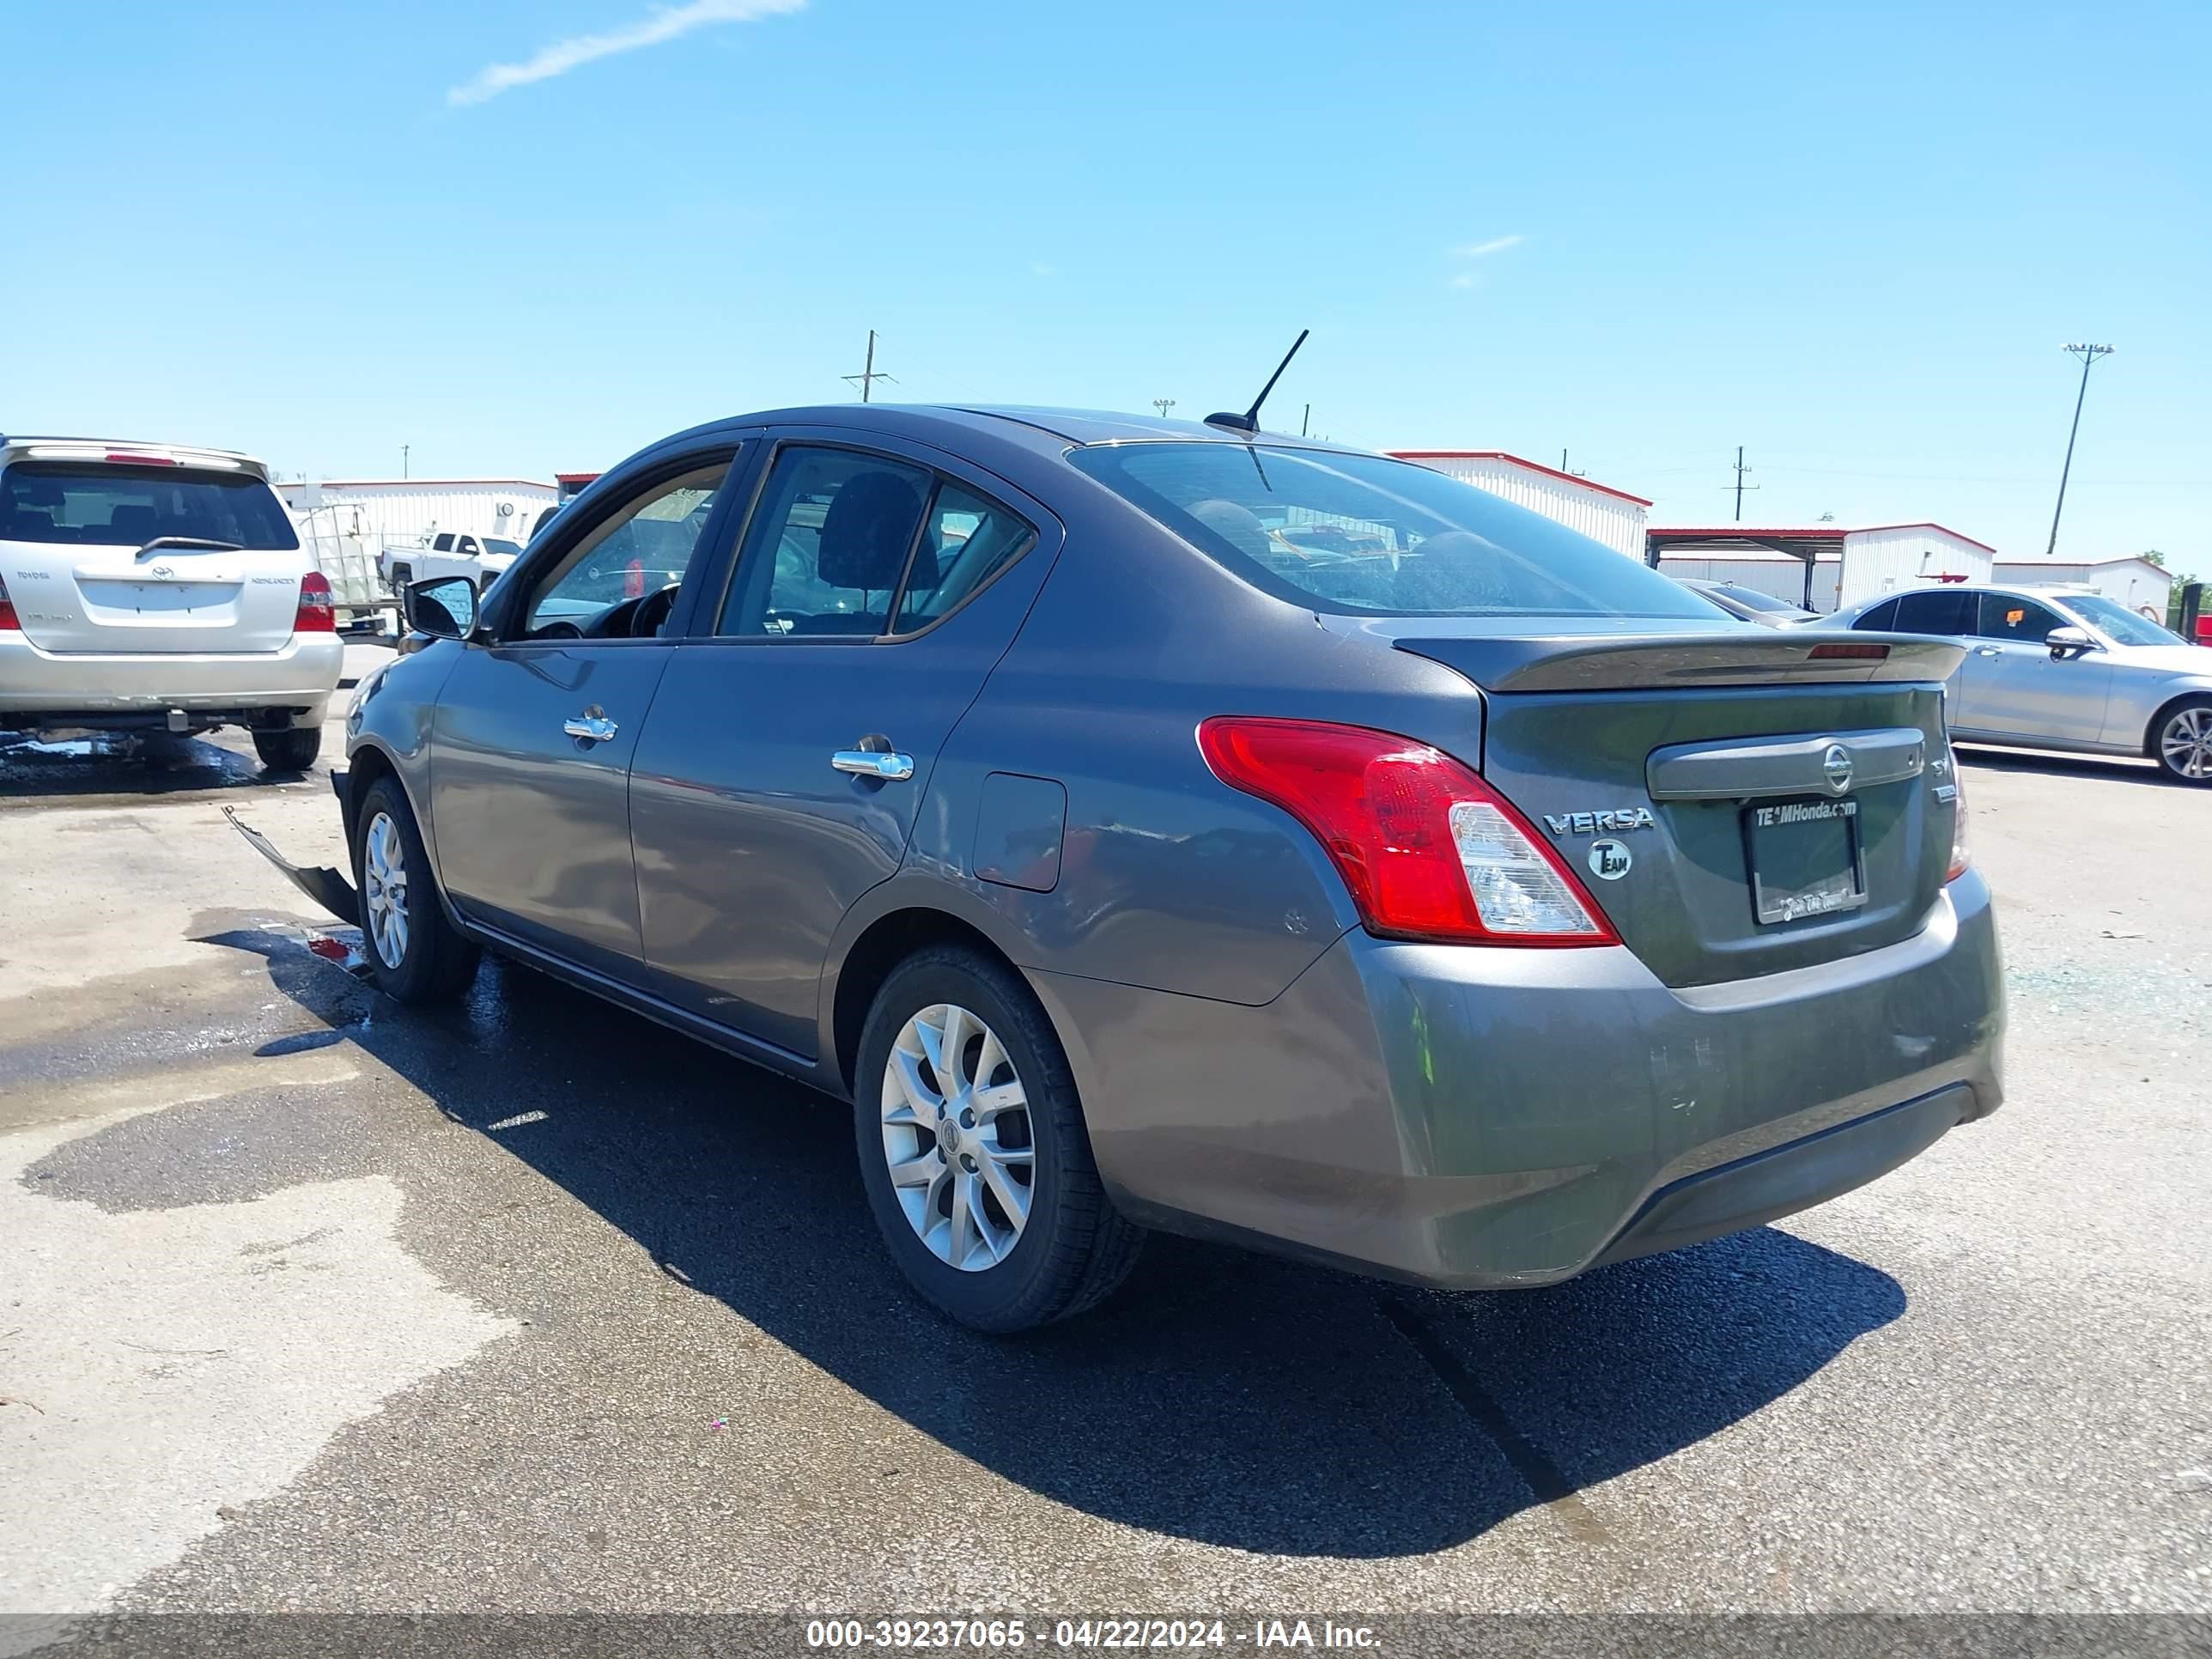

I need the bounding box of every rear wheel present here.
[2153,698,2212,784]
[351,776,481,1003]
[854,945,1143,1332]
[252,726,322,773]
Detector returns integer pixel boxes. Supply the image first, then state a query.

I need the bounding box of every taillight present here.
[1945,747,1972,881]
[0,574,17,631]
[295,570,337,633]
[1196,716,1618,946]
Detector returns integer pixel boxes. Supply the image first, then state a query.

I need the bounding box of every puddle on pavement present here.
[0,731,268,799]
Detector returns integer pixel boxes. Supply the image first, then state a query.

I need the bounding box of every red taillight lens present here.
[1945,748,1972,881]
[295,570,337,633]
[1196,716,1618,946]
[0,574,17,632]
[103,452,179,466]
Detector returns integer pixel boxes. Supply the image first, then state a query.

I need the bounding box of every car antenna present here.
[1205,329,1309,435]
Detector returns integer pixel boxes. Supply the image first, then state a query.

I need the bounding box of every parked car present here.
[0,436,343,769]
[378,530,526,596]
[236,406,2003,1331]
[1831,583,2212,782]
[1675,577,1821,627]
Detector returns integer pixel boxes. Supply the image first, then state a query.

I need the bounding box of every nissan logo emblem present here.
[1822,743,1854,795]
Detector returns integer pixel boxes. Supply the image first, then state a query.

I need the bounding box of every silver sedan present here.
[1829,583,2212,782]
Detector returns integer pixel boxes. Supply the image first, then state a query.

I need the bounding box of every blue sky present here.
[3,1,2205,566]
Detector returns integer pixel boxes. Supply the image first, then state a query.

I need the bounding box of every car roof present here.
[647,404,1375,460]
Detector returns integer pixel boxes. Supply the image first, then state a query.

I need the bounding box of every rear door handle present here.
[832,749,915,781]
[563,710,619,744]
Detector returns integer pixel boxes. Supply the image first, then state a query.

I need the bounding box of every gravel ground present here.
[0,675,2205,1644]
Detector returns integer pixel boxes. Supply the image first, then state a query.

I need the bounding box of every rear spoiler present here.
[1389,632,1965,694]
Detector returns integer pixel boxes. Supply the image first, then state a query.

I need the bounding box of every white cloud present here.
[1453,234,1525,259]
[448,0,805,107]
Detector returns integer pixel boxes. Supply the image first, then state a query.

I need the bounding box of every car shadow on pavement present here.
[1953,743,2169,786]
[206,924,1910,1559]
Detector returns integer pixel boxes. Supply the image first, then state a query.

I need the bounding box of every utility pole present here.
[1302,403,1310,438]
[1152,398,1176,421]
[1559,449,1585,477]
[1730,446,1759,521]
[2045,343,2113,556]
[402,444,409,481]
[842,330,897,403]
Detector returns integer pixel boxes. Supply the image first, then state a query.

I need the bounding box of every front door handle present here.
[1974,647,2002,658]
[832,749,915,781]
[563,709,619,744]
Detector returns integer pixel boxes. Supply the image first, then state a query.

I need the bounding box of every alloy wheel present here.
[362,811,410,969]
[880,1002,1035,1272]
[2160,708,2212,781]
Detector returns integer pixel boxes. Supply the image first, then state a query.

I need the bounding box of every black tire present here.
[350,775,481,1004]
[2150,696,2212,785]
[854,945,1144,1333]
[252,726,322,772]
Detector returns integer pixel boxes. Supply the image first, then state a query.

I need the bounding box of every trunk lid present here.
[1342,617,1966,988]
[1,452,305,654]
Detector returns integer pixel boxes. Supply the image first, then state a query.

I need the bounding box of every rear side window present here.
[1976,592,2064,642]
[718,448,933,637]
[1890,590,1974,635]
[1068,442,1713,620]
[895,483,1036,633]
[1853,598,1901,631]
[0,462,298,550]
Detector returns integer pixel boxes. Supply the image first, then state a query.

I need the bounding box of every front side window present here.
[0,463,298,550]
[1890,590,1975,636]
[525,461,727,633]
[1067,443,1714,620]
[1975,593,2065,643]
[718,448,933,637]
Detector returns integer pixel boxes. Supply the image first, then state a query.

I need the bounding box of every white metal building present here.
[1389,451,1651,559]
[277,477,559,549]
[1648,524,1996,613]
[1990,556,2173,618]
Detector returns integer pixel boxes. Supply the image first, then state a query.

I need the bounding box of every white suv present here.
[0,437,344,770]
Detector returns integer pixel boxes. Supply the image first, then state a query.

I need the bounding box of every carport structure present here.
[1647,523,1996,615]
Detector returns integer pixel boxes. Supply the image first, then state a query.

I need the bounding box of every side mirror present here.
[2046,624,2096,659]
[403,576,478,642]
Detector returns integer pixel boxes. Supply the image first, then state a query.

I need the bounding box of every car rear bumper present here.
[0,631,343,721]
[1033,868,2004,1289]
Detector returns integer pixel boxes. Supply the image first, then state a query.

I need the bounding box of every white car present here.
[0,436,344,770]
[1831,582,2212,782]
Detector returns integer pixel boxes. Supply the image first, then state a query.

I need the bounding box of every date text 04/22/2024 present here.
[803,1619,1381,1650]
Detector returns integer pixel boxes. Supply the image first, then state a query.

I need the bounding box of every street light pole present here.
[2045,343,2113,557]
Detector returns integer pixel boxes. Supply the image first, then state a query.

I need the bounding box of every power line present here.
[842,329,897,403]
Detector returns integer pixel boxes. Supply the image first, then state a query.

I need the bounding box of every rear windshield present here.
[1068,443,1711,620]
[1706,583,1802,615]
[0,462,299,550]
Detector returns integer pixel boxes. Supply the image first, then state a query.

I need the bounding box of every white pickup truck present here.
[378,531,525,597]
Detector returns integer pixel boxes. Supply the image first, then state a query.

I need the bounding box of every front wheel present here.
[2154,698,2212,784]
[854,946,1144,1332]
[351,776,481,1003]
[252,725,322,772]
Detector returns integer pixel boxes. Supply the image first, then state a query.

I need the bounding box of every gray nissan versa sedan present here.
[237,406,2005,1332]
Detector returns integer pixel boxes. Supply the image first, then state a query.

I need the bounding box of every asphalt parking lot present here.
[2,647,2207,1629]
